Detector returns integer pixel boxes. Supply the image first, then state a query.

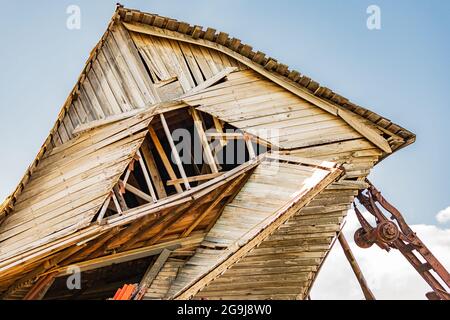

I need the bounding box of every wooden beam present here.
[140,142,167,198]
[338,109,392,154]
[51,240,187,276]
[72,109,142,135]
[206,132,272,148]
[134,249,172,300]
[2,245,86,299]
[191,107,219,173]
[174,165,342,299]
[180,67,237,98]
[159,114,191,190]
[111,193,123,215]
[136,150,158,202]
[338,233,376,300]
[23,272,57,300]
[166,172,222,186]
[212,117,227,148]
[113,185,129,211]
[121,180,153,203]
[206,132,243,139]
[244,134,256,159]
[148,126,184,193]
[181,173,246,237]
[120,201,194,251]
[123,21,392,155]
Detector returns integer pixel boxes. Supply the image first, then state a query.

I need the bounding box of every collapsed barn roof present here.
[0,5,416,300]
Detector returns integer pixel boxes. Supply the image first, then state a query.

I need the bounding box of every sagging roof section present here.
[163,155,341,299]
[116,6,415,145]
[0,4,414,222]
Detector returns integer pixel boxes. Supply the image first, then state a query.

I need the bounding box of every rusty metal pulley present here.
[354,220,400,249]
[376,221,399,243]
[354,228,374,248]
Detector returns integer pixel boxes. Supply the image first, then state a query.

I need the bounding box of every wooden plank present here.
[51,242,183,276]
[72,109,142,135]
[245,135,256,159]
[338,109,391,153]
[135,249,172,299]
[181,173,246,237]
[97,196,111,224]
[136,150,158,202]
[180,67,237,98]
[159,114,191,190]
[267,153,337,169]
[140,142,167,198]
[123,22,393,153]
[23,272,57,300]
[166,172,222,186]
[121,180,153,203]
[113,185,129,212]
[113,25,157,104]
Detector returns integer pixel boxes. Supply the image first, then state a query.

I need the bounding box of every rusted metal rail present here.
[353,180,450,300]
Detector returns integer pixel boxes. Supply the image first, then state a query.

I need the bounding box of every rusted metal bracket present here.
[353,179,450,300]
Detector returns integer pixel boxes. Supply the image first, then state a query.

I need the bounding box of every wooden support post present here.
[140,142,167,198]
[120,158,137,193]
[97,195,112,224]
[159,114,191,190]
[338,233,376,300]
[213,117,227,148]
[51,242,184,276]
[121,201,193,251]
[244,133,256,159]
[148,126,183,193]
[136,150,158,203]
[134,249,172,300]
[191,107,219,174]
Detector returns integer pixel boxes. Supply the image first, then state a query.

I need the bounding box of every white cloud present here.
[311,209,450,300]
[436,206,450,224]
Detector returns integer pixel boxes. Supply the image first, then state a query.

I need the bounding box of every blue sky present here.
[0,0,449,228]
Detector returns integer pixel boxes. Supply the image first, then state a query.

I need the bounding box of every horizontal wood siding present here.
[166,157,338,299]
[183,70,363,149]
[129,32,247,100]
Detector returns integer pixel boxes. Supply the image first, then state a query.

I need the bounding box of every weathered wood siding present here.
[130,32,247,96]
[183,70,364,150]
[0,112,155,262]
[162,156,340,299]
[193,188,354,300]
[51,25,158,147]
